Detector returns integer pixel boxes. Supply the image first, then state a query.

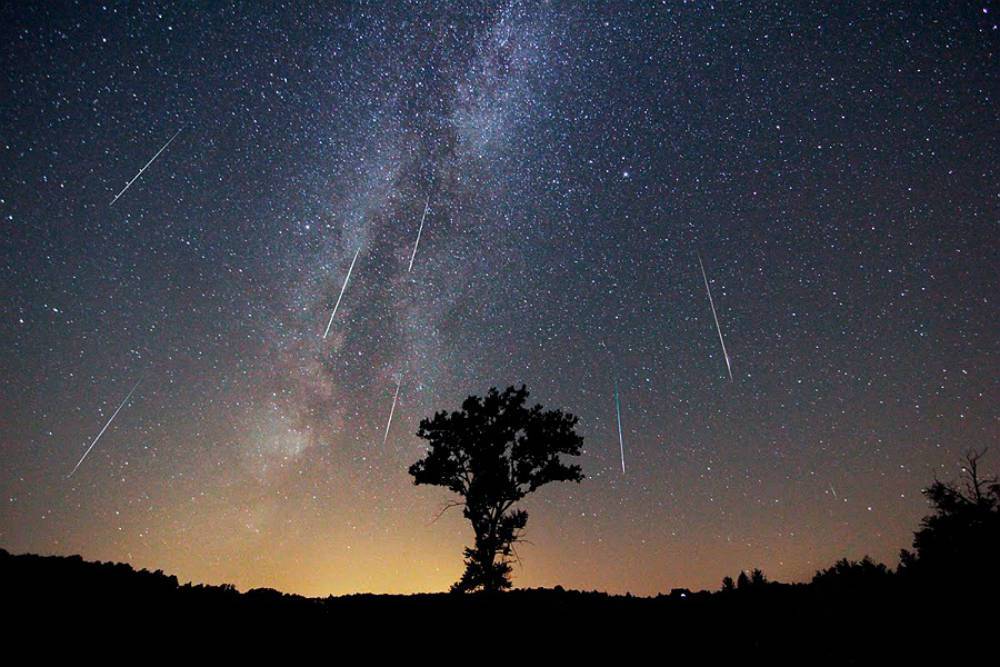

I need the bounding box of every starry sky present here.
[1,1,997,596]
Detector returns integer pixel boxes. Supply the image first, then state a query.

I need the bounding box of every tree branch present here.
[429,501,463,525]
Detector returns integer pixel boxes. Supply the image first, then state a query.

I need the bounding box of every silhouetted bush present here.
[898,449,1000,592]
[812,556,894,595]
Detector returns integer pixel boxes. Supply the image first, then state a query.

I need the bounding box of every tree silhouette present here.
[731,568,767,592]
[812,556,893,594]
[899,449,1000,588]
[408,385,584,593]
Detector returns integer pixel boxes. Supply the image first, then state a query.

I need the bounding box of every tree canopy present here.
[409,385,584,592]
[899,449,1000,588]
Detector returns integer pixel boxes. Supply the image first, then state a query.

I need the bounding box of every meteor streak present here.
[110,128,183,206]
[382,374,403,445]
[614,381,625,474]
[68,378,142,478]
[698,253,734,381]
[323,245,362,339]
[407,195,430,272]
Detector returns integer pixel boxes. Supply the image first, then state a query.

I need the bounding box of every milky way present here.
[1,2,996,596]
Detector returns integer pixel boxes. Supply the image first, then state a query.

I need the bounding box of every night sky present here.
[1,2,997,596]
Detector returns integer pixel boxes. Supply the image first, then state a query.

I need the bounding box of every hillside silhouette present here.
[3,450,995,659]
[0,545,991,660]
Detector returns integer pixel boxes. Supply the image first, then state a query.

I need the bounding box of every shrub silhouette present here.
[408,385,584,593]
[898,448,1000,590]
[812,556,893,593]
[728,568,771,594]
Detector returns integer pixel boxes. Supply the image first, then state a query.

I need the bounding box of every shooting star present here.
[110,128,183,206]
[68,378,142,478]
[614,381,626,474]
[829,483,839,500]
[697,253,734,381]
[407,195,431,272]
[322,245,362,339]
[382,374,403,445]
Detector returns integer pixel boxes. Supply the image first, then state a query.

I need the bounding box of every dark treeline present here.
[3,450,996,659]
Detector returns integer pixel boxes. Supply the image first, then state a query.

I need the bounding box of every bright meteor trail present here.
[614,381,625,474]
[407,195,430,272]
[110,128,182,206]
[323,245,362,339]
[382,374,403,445]
[68,378,142,478]
[698,253,734,381]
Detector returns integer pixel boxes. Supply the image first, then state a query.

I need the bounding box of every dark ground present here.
[1,547,989,662]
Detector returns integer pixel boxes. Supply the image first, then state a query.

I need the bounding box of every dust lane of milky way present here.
[0,2,995,597]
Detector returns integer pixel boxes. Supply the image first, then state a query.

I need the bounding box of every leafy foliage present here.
[409,385,584,592]
[812,556,893,592]
[899,449,1000,587]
